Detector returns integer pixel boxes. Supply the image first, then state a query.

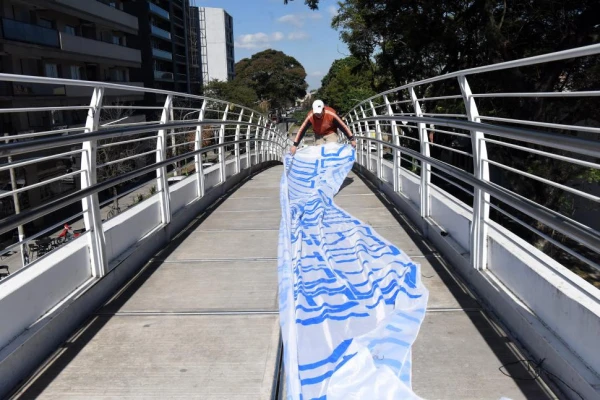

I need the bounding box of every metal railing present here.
[0,73,287,278]
[344,43,600,285]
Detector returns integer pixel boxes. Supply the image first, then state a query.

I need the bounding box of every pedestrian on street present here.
[290,100,356,156]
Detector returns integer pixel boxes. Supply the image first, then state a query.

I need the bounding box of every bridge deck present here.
[11,166,556,399]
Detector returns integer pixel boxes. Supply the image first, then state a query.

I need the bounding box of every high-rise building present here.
[193,7,234,83]
[124,0,191,100]
[0,0,144,132]
[0,0,145,220]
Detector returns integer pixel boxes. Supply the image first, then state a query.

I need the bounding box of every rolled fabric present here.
[278,143,429,400]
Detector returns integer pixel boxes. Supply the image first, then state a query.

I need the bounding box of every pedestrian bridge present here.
[0,44,599,400]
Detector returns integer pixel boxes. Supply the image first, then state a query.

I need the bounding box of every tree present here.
[291,0,600,279]
[203,79,259,109]
[234,49,308,111]
[317,56,376,115]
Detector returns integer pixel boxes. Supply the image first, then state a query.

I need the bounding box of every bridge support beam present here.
[409,87,431,219]
[194,100,207,198]
[81,87,107,277]
[458,75,490,271]
[157,94,173,228]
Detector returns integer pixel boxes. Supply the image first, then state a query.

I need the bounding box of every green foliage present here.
[292,0,600,274]
[203,79,259,109]
[234,49,308,110]
[317,56,376,115]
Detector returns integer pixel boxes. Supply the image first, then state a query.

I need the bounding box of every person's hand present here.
[290,145,297,156]
[351,140,357,148]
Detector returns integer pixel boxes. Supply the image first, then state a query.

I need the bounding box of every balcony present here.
[1,18,60,47]
[154,70,174,81]
[148,2,170,20]
[59,33,141,65]
[152,48,172,61]
[55,0,138,32]
[65,82,144,97]
[150,25,171,41]
[12,82,66,96]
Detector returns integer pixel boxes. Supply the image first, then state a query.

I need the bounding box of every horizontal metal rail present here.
[359,116,600,158]
[0,120,278,158]
[0,138,284,237]
[353,136,600,264]
[352,43,600,108]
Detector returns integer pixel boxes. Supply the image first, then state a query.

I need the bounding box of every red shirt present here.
[293,106,353,145]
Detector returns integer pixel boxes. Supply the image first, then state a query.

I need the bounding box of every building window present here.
[38,18,54,29]
[108,68,127,82]
[64,25,76,35]
[44,63,59,78]
[20,58,40,75]
[70,65,82,80]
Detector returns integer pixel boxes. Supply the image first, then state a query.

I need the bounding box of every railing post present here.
[260,118,267,163]
[234,109,244,173]
[157,94,172,227]
[194,100,207,198]
[246,113,253,168]
[264,122,271,162]
[81,87,107,277]
[384,95,402,193]
[353,109,365,166]
[369,100,384,179]
[409,87,431,218]
[219,104,229,183]
[254,116,261,165]
[458,75,490,270]
[268,123,275,161]
[359,105,370,171]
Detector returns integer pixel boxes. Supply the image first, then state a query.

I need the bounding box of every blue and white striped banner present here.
[278,143,429,400]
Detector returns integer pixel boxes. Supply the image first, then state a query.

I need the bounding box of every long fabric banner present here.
[278,143,429,399]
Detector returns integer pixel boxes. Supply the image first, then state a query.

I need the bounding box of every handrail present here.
[359,116,600,158]
[0,119,277,157]
[352,135,600,267]
[0,73,266,119]
[343,43,600,283]
[347,43,600,112]
[0,138,283,237]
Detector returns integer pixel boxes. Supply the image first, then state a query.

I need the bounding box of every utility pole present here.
[3,133,27,267]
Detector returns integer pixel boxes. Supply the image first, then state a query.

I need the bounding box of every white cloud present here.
[288,31,309,40]
[327,6,338,18]
[309,71,324,77]
[277,13,322,28]
[235,32,285,49]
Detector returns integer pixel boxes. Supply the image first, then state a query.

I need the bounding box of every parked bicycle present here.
[56,224,85,244]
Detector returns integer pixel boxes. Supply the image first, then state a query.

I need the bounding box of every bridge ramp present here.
[11,166,556,399]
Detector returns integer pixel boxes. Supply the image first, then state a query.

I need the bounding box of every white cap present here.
[312,100,324,114]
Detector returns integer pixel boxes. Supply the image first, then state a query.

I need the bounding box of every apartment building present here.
[194,7,234,83]
[0,0,144,223]
[124,0,191,101]
[0,0,144,132]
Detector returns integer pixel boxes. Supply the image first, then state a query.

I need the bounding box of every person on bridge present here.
[290,100,356,155]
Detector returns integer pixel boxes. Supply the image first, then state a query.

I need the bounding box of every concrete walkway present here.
[10,165,557,399]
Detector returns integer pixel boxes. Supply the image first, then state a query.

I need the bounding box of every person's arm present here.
[332,114,356,146]
[290,113,313,155]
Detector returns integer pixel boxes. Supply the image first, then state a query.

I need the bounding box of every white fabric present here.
[278,143,429,400]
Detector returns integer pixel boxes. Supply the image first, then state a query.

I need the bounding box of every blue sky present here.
[191,0,349,90]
